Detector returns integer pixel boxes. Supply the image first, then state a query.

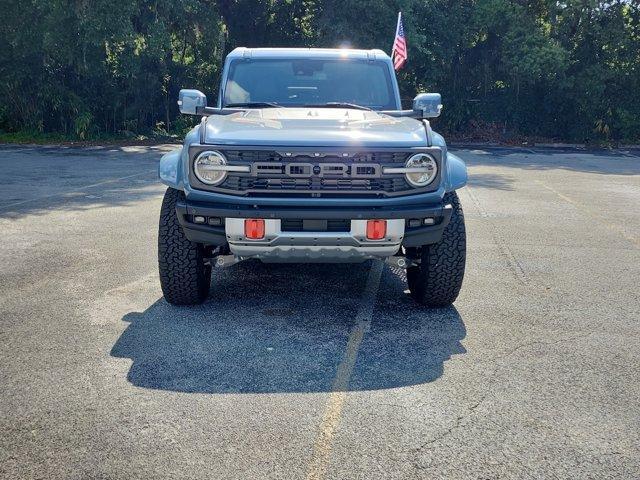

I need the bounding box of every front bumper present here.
[175,198,452,251]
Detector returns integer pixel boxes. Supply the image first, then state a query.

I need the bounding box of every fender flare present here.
[444,152,467,192]
[159,127,200,189]
[159,147,184,189]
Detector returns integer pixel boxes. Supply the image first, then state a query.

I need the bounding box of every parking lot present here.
[1,144,638,479]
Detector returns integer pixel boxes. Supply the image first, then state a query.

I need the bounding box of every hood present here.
[202,108,427,148]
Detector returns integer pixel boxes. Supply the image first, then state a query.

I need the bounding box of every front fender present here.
[444,152,467,192]
[159,148,183,189]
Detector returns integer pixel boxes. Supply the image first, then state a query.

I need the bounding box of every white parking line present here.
[306,260,383,480]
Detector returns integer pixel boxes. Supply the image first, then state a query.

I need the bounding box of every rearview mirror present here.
[413,93,442,118]
[178,89,207,115]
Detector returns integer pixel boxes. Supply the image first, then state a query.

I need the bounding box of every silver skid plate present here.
[225,218,404,263]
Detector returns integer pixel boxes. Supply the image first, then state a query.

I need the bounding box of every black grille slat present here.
[224,150,280,162]
[327,219,351,232]
[222,150,409,165]
[221,175,412,194]
[281,219,304,231]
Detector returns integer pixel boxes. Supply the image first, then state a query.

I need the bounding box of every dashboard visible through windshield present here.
[222,58,397,110]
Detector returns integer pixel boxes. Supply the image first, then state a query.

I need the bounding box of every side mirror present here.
[413,93,442,118]
[178,89,207,115]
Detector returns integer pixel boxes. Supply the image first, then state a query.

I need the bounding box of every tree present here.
[0,0,638,143]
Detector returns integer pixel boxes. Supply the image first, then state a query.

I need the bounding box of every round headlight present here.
[405,153,438,187]
[194,151,227,185]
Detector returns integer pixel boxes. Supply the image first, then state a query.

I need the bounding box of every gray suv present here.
[158,47,468,307]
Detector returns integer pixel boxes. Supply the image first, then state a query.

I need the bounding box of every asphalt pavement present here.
[0,144,638,479]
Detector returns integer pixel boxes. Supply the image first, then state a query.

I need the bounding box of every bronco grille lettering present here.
[253,162,380,178]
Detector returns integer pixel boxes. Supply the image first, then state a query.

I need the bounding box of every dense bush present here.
[0,0,638,143]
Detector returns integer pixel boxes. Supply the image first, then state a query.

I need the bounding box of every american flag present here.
[391,12,407,70]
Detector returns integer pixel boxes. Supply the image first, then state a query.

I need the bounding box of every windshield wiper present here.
[303,102,372,111]
[225,102,282,108]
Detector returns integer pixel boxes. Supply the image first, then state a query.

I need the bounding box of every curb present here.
[450,142,640,153]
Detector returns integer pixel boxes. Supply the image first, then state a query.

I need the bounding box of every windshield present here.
[222,58,397,110]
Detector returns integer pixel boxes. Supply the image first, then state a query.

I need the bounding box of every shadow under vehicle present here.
[112,262,466,394]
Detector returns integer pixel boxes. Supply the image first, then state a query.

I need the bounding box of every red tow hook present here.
[366,220,387,240]
[244,219,265,240]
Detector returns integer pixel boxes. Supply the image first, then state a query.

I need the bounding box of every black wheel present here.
[158,188,211,305]
[407,191,466,307]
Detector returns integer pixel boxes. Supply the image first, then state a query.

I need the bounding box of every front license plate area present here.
[303,219,328,231]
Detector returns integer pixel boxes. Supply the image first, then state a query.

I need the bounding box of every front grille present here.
[214,150,419,197]
[189,148,440,198]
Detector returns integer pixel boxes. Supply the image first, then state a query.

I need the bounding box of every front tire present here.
[407,191,466,307]
[158,188,211,305]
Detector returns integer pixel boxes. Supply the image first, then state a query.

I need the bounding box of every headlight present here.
[193,150,227,185]
[404,153,438,187]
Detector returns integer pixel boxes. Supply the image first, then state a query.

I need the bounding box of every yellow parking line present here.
[306,260,383,480]
[535,180,639,248]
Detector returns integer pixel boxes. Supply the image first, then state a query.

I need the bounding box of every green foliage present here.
[0,0,638,142]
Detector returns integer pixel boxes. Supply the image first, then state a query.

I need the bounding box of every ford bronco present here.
[158,48,467,307]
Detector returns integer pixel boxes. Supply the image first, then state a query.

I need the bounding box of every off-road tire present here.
[158,188,211,305]
[407,191,466,307]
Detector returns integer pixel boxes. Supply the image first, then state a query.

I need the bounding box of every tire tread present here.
[408,191,466,307]
[158,188,211,305]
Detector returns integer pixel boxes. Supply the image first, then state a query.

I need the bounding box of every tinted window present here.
[223,59,396,109]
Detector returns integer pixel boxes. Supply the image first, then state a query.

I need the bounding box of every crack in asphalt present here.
[464,187,530,286]
[410,332,593,461]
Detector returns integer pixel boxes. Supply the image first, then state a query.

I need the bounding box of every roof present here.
[227,47,390,61]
